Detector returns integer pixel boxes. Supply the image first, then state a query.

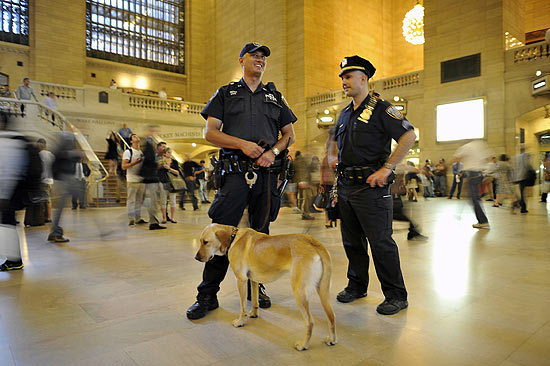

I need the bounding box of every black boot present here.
[247,282,271,308]
[186,295,219,320]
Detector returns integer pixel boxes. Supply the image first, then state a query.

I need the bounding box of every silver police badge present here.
[386,105,404,120]
[341,58,347,68]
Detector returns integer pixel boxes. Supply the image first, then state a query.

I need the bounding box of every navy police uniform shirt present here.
[201,78,297,150]
[334,94,414,167]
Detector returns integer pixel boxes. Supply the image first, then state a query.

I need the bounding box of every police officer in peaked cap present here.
[327,55,417,315]
[187,42,297,320]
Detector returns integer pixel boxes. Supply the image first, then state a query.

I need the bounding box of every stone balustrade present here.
[34,81,82,100]
[512,41,550,63]
[128,94,204,115]
[378,71,422,90]
[306,71,423,108]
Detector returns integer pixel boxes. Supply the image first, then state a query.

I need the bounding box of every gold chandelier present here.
[402,2,425,45]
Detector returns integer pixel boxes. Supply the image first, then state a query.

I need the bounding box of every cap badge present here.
[341,58,347,67]
[253,42,261,46]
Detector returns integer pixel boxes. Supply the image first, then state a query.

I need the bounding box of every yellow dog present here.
[195,223,337,351]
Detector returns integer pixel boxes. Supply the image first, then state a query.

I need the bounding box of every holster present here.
[210,156,223,189]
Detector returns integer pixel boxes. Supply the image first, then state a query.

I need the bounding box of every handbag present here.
[313,186,327,210]
[167,172,186,192]
[525,168,536,187]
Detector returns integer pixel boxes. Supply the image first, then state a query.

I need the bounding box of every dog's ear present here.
[214,227,231,253]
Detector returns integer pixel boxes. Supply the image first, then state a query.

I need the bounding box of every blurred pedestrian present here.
[48,132,84,243]
[105,131,119,176]
[493,154,515,209]
[37,138,54,222]
[453,140,491,229]
[433,158,448,197]
[181,155,199,211]
[512,145,531,213]
[122,133,145,226]
[448,159,464,199]
[140,125,165,230]
[541,152,550,203]
[294,151,314,220]
[196,160,210,204]
[0,111,27,270]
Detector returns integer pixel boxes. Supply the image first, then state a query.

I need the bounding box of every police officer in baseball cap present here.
[328,55,417,315]
[186,43,297,320]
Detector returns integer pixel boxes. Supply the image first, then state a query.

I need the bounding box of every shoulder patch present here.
[386,105,404,120]
[208,89,219,102]
[281,95,290,107]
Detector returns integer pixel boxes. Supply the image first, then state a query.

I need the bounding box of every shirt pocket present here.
[264,100,282,122]
[335,124,346,150]
[226,97,245,115]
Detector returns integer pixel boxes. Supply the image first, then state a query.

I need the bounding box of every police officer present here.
[327,56,417,315]
[187,42,297,320]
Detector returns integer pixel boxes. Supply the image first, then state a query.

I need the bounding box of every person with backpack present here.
[122,133,145,226]
[0,111,32,270]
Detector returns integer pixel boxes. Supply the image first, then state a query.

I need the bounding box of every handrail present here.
[115,130,131,151]
[152,135,184,165]
[0,97,109,183]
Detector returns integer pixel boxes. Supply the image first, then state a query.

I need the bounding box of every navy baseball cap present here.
[240,42,271,57]
[339,55,376,78]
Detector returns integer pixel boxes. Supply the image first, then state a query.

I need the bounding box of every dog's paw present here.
[294,342,309,351]
[232,319,246,328]
[325,336,337,346]
[248,312,258,318]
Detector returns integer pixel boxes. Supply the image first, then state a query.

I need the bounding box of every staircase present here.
[92,152,127,207]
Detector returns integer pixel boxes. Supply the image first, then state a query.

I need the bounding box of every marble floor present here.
[1,197,549,366]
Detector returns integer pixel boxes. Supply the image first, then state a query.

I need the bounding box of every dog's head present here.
[194,223,235,262]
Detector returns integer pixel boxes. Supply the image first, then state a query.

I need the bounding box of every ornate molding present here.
[86,57,187,82]
[0,41,30,56]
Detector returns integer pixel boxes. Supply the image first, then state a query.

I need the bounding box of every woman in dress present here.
[105,131,120,176]
[493,154,516,209]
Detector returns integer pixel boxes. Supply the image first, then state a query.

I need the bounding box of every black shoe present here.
[47,234,70,243]
[186,296,219,320]
[301,215,315,220]
[376,298,408,315]
[0,260,24,271]
[336,288,367,303]
[247,283,272,308]
[149,224,167,230]
[193,207,199,211]
[136,219,148,225]
[407,230,428,241]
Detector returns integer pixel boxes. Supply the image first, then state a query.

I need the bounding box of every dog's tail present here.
[312,238,337,344]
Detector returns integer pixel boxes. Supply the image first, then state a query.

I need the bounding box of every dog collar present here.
[229,227,239,246]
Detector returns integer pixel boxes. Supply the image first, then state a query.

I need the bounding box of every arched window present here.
[0,0,29,45]
[86,0,185,74]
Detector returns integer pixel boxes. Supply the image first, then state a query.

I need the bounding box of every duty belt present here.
[220,155,283,174]
[337,165,379,184]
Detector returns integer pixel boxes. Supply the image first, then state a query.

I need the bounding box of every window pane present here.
[0,0,29,45]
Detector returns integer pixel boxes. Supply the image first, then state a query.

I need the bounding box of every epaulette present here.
[265,82,277,92]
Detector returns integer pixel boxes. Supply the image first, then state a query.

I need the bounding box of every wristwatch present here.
[384,162,396,171]
[271,147,280,156]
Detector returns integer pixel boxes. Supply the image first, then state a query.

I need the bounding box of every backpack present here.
[119,148,133,179]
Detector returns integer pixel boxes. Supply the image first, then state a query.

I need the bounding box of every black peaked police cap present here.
[240,42,271,57]
[339,55,376,78]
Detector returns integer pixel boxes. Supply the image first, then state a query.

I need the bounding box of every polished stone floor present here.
[1,197,549,366]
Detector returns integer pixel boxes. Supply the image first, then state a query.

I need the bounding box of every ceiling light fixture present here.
[402,1,425,45]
